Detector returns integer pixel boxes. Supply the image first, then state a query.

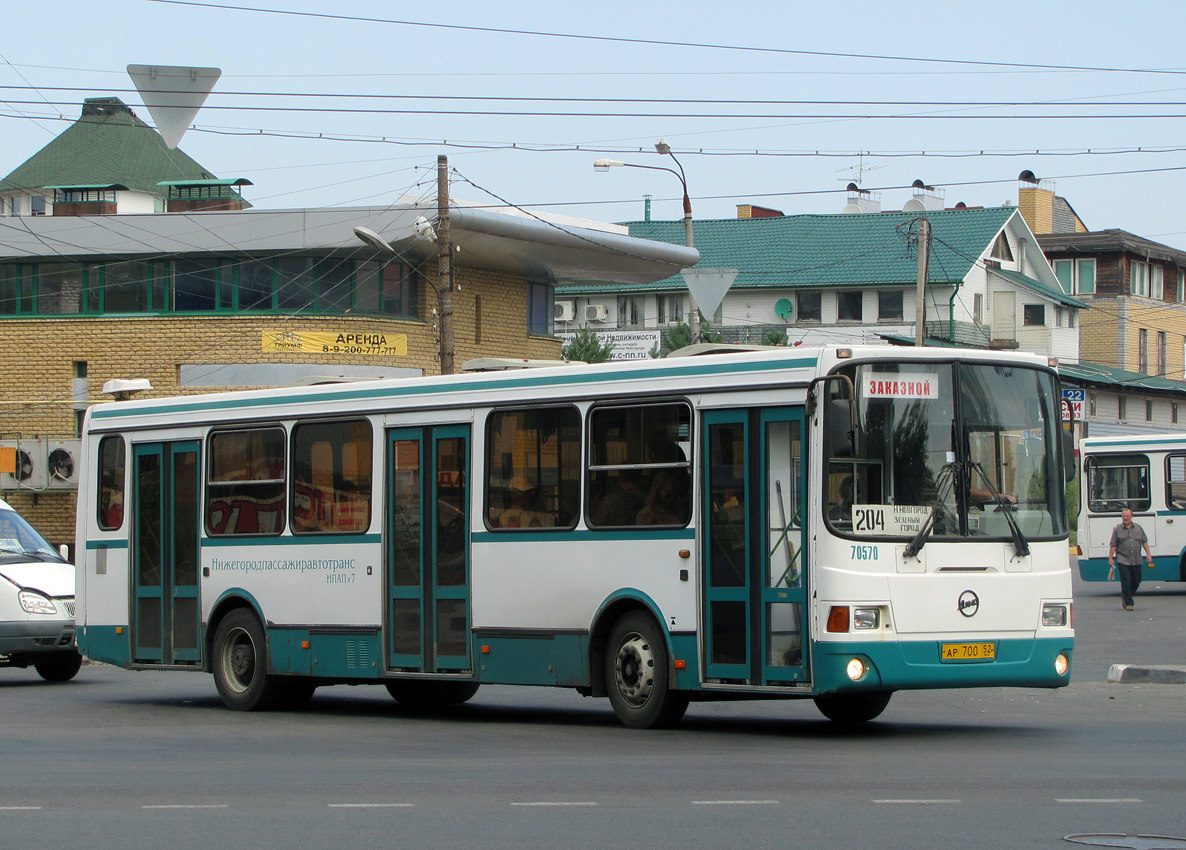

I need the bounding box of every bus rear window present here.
[207,427,286,535]
[1086,453,1150,513]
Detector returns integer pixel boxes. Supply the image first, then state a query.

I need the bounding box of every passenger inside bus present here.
[494,475,553,529]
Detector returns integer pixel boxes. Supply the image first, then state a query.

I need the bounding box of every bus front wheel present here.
[813,691,892,724]
[212,609,280,711]
[605,611,689,729]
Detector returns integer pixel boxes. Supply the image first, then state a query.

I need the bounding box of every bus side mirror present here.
[1062,429,1075,483]
[828,399,857,458]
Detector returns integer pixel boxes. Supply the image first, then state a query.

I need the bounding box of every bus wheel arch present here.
[588,595,667,699]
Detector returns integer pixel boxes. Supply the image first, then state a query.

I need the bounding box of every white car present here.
[0,498,81,681]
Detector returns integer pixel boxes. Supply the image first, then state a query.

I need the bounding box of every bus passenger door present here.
[386,426,472,674]
[703,409,807,686]
[131,441,201,666]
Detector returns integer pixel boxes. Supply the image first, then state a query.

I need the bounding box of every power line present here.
[141,0,1186,77]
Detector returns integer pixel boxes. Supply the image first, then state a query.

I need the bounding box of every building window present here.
[837,291,863,321]
[0,265,34,314]
[35,263,83,314]
[1138,328,1148,373]
[1147,399,1155,422]
[797,291,821,322]
[1023,304,1045,326]
[973,293,983,324]
[528,282,553,334]
[657,294,683,325]
[1174,403,1179,425]
[1089,392,1097,417]
[1157,331,1167,377]
[878,290,903,321]
[30,195,47,216]
[616,295,643,328]
[1118,396,1127,421]
[1131,260,1148,296]
[991,233,1014,261]
[1152,265,1165,300]
[1178,270,1185,303]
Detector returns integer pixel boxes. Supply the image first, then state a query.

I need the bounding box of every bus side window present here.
[97,435,126,530]
[207,427,287,536]
[1086,453,1150,513]
[485,406,580,531]
[1166,454,1186,511]
[291,419,373,534]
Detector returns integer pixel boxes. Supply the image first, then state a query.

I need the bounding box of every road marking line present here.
[0,806,42,811]
[511,802,599,807]
[328,804,415,808]
[692,800,780,806]
[1056,798,1142,803]
[141,805,229,809]
[873,799,961,804]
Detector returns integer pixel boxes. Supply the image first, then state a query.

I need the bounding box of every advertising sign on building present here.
[557,330,661,361]
[262,330,408,357]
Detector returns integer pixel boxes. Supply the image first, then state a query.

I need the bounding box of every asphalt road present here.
[1,559,1182,850]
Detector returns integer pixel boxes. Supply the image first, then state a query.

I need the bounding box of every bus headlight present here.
[846,658,866,680]
[1042,604,1068,627]
[1054,654,1069,676]
[18,590,57,615]
[853,607,881,630]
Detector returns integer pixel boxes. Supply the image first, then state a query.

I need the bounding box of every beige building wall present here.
[0,266,561,546]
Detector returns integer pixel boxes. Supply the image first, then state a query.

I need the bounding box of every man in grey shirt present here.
[1108,508,1153,611]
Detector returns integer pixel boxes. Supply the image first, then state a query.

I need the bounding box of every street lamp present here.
[594,138,701,343]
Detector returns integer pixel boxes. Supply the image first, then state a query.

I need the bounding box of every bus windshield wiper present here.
[969,461,1030,557]
[903,462,957,558]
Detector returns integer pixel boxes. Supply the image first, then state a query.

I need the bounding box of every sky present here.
[5,0,1186,248]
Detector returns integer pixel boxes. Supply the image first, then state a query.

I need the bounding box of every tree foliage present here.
[649,319,723,358]
[562,327,616,363]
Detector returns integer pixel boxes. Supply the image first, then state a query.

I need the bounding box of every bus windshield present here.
[825,360,1067,542]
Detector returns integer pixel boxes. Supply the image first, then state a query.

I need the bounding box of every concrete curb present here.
[1106,664,1186,685]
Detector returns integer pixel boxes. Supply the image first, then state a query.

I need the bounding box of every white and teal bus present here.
[1078,433,1186,583]
[75,345,1074,728]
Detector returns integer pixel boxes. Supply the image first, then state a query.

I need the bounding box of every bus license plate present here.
[941,642,996,661]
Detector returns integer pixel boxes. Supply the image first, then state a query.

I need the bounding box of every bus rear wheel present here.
[212,609,281,711]
[605,611,688,729]
[813,691,892,724]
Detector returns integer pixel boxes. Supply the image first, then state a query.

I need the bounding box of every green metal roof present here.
[990,266,1087,308]
[1060,360,1186,395]
[0,98,217,195]
[558,206,1020,296]
[156,178,253,187]
[44,183,128,191]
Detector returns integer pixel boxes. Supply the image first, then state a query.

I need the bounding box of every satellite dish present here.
[775,298,794,321]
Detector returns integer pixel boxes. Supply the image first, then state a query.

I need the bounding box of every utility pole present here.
[914,217,931,347]
[437,154,455,375]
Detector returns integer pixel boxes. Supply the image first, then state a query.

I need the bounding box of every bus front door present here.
[702,409,808,687]
[131,441,201,666]
[386,426,472,674]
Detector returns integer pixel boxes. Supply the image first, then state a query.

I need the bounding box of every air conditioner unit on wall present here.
[0,439,48,491]
[585,304,608,322]
[554,300,575,322]
[46,439,81,490]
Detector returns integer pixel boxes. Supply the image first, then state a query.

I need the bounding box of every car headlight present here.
[18,590,58,615]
